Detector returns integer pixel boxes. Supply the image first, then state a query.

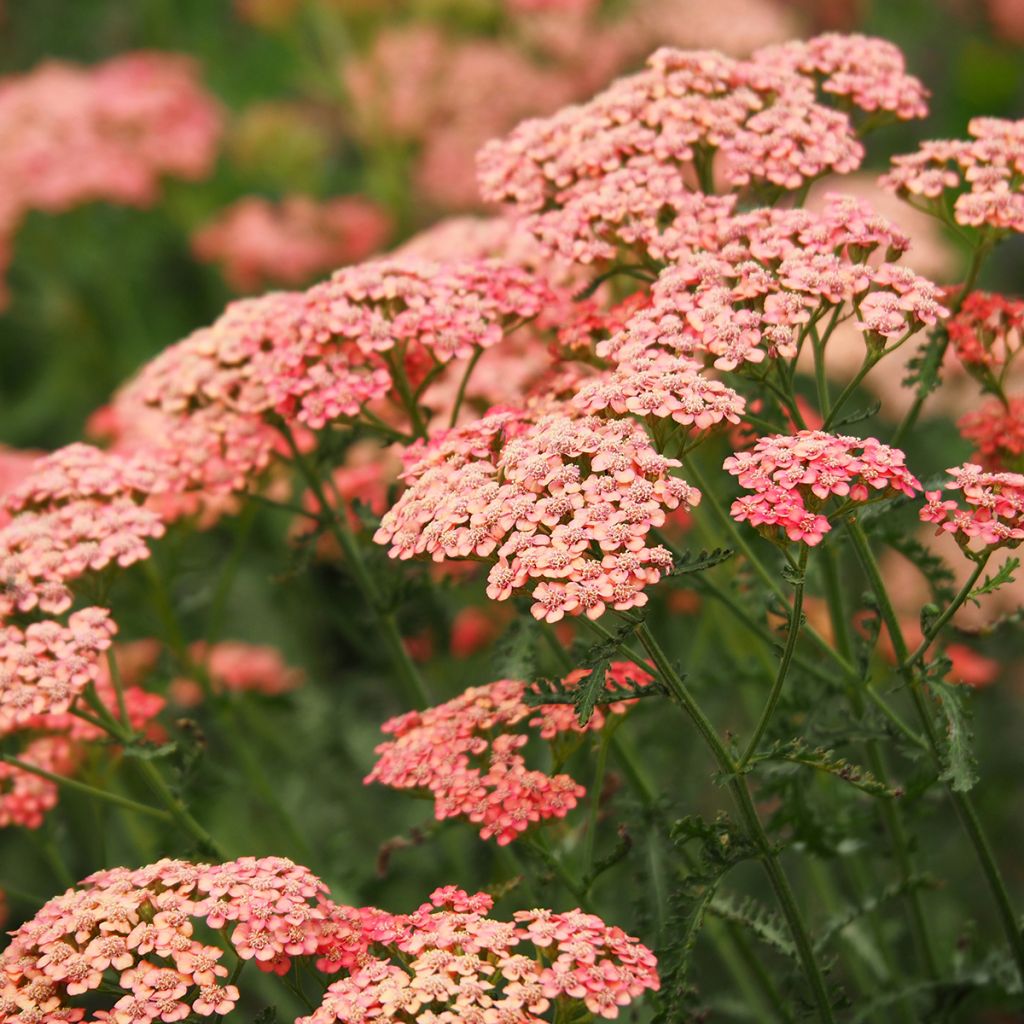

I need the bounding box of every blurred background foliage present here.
[1,2,1023,1020]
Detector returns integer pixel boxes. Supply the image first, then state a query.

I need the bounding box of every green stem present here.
[820,546,935,996]
[105,648,131,734]
[582,725,613,885]
[3,756,172,821]
[280,423,433,708]
[847,518,1024,982]
[634,623,836,1022]
[738,546,808,766]
[900,555,990,671]
[448,347,484,428]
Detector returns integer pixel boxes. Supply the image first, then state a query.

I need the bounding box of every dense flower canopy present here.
[374,410,698,622]
[478,34,927,263]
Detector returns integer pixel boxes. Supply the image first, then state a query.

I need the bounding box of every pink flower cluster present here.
[2,866,658,1024]
[302,887,659,1024]
[374,410,698,622]
[0,444,166,618]
[1,637,165,831]
[959,397,1024,470]
[751,33,929,120]
[192,194,392,292]
[0,856,390,1024]
[0,608,117,731]
[0,735,75,829]
[170,640,303,707]
[947,290,1024,376]
[725,430,922,545]
[366,661,653,845]
[478,35,927,263]
[597,194,945,373]
[106,258,553,500]
[881,117,1024,234]
[921,464,1024,551]
[0,52,221,307]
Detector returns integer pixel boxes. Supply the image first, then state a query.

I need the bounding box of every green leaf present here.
[830,399,882,429]
[750,739,902,798]
[968,556,1020,604]
[707,893,798,963]
[492,615,540,682]
[254,1007,278,1024]
[653,814,758,1023]
[931,672,978,793]
[525,619,646,727]
[667,547,734,578]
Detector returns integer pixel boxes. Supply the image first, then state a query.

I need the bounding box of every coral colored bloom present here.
[375,410,697,620]
[881,118,1024,234]
[366,663,652,844]
[920,464,1024,552]
[299,887,659,1024]
[725,430,921,545]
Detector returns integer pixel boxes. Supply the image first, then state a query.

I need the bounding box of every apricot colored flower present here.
[366,662,652,844]
[725,430,921,545]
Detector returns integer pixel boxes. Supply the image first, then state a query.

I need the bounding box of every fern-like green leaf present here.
[968,556,1020,604]
[667,547,734,578]
[708,893,799,963]
[931,671,979,793]
[750,739,902,798]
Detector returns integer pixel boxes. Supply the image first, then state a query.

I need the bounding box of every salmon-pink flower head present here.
[0,856,392,1022]
[0,736,75,829]
[374,409,699,621]
[881,118,1024,234]
[477,35,923,263]
[959,397,1024,471]
[947,290,1024,376]
[0,607,116,731]
[573,351,747,430]
[0,445,166,619]
[920,464,1024,553]
[192,194,392,292]
[0,52,221,307]
[596,195,943,373]
[725,431,922,546]
[366,662,653,845]
[170,640,303,707]
[751,34,929,120]
[300,888,659,1024]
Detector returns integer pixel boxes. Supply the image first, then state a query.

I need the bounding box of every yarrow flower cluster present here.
[920,464,1024,551]
[192,194,392,292]
[0,608,117,734]
[170,640,304,707]
[0,735,75,830]
[947,290,1024,382]
[596,194,945,373]
[959,397,1024,470]
[1,638,165,830]
[107,259,555,502]
[366,662,653,845]
[374,410,698,622]
[881,117,1024,234]
[0,857,393,1024]
[1,863,658,1024]
[301,886,660,1024]
[478,35,927,263]
[0,444,166,618]
[0,52,222,307]
[725,430,922,545]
